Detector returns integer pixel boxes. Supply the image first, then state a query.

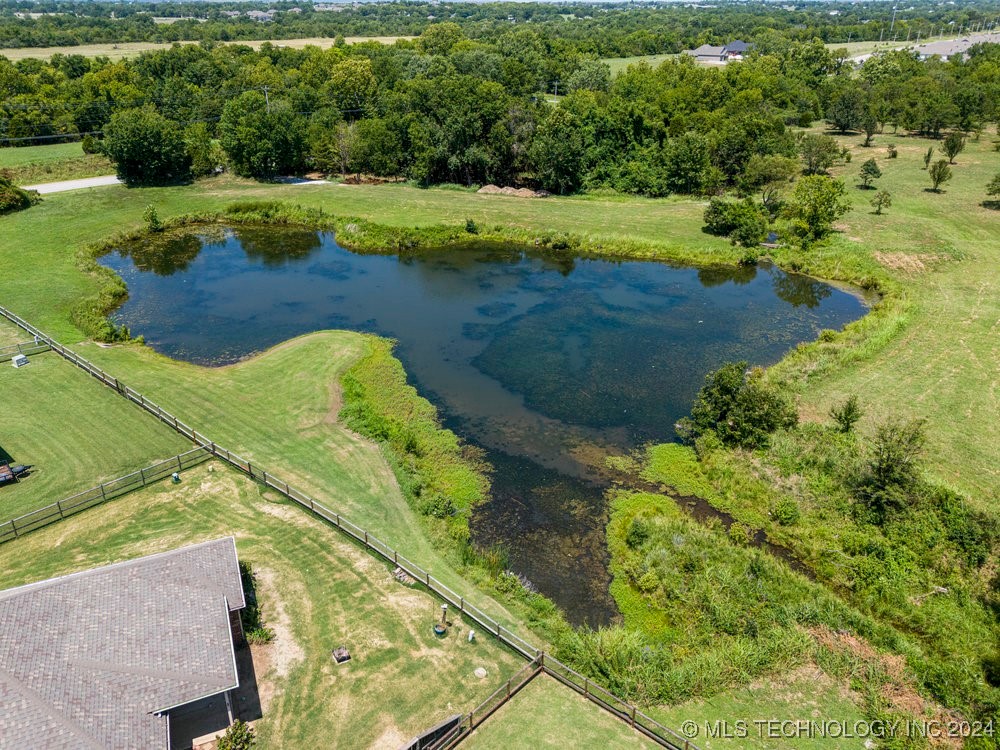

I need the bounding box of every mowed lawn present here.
[0,461,526,749]
[463,674,658,749]
[76,330,538,636]
[0,141,113,184]
[795,131,1000,506]
[0,348,189,522]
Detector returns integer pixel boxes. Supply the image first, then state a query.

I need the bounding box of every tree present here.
[219,92,306,179]
[928,159,952,192]
[987,173,1000,206]
[860,110,879,147]
[0,175,40,215]
[184,122,222,178]
[858,158,881,189]
[829,395,863,432]
[940,131,965,164]
[663,132,711,194]
[676,361,797,449]
[566,61,611,93]
[529,108,585,195]
[218,719,256,750]
[781,176,851,246]
[101,107,190,187]
[923,146,934,169]
[350,118,402,176]
[855,418,926,519]
[826,87,865,133]
[871,189,892,215]
[737,154,798,196]
[799,133,841,175]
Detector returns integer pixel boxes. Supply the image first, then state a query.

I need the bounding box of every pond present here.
[101,226,869,627]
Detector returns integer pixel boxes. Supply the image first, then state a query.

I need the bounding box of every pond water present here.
[101,226,868,626]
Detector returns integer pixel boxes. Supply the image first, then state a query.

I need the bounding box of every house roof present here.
[687,44,726,57]
[725,40,750,53]
[0,538,244,750]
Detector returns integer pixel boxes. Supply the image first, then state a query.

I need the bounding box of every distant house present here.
[683,40,753,64]
[724,40,750,59]
[0,538,247,749]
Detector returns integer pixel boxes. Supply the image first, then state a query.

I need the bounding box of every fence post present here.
[584,678,589,697]
[363,531,368,545]
[100,483,107,502]
[506,679,511,699]
[460,596,464,613]
[10,520,17,538]
[57,501,64,520]
[176,455,183,472]
[139,468,146,486]
[630,706,636,727]
[393,550,398,565]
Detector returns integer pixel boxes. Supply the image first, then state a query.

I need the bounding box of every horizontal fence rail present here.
[0,340,51,363]
[0,304,696,750]
[0,448,212,544]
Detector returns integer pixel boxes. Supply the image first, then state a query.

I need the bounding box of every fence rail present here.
[0,340,50,363]
[0,304,696,750]
[0,448,212,544]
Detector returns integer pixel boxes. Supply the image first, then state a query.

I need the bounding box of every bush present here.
[772,497,801,525]
[829,395,863,433]
[676,361,797,449]
[702,198,769,248]
[81,134,101,154]
[855,418,926,519]
[0,176,40,215]
[142,205,162,233]
[218,720,256,750]
[465,218,478,234]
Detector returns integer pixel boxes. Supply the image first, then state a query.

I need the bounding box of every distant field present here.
[0,141,112,184]
[0,36,414,61]
[824,34,965,57]
[602,53,677,75]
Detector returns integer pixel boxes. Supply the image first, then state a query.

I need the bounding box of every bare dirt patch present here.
[873,251,935,274]
[810,627,964,748]
[253,567,306,713]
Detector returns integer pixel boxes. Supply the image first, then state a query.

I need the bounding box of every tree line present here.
[2,0,999,54]
[2,21,998,236]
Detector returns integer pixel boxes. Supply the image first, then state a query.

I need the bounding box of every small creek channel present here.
[101,226,869,627]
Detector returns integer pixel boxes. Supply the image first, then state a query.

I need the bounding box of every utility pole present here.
[889,6,898,38]
[263,85,271,114]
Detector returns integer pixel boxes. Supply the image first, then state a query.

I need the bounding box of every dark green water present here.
[101,227,868,626]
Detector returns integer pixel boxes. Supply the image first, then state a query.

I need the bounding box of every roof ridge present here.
[0,666,108,750]
[0,536,236,601]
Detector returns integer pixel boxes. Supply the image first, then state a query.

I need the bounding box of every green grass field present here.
[0,461,527,749]
[0,349,189,522]
[464,674,658,749]
[0,141,113,184]
[601,53,678,75]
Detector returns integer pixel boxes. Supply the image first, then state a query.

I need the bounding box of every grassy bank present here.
[0,461,528,749]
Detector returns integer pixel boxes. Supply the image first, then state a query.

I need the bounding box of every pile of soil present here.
[477,184,551,198]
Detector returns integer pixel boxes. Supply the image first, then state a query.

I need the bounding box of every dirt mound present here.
[477,184,550,198]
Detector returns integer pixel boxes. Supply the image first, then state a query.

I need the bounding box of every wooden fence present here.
[0,304,697,750]
[0,339,50,363]
[0,447,211,543]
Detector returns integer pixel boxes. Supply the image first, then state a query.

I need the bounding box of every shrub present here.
[676,361,797,449]
[871,189,892,215]
[858,158,881,189]
[941,131,965,164]
[929,159,952,192]
[218,720,256,750]
[625,517,650,548]
[829,395,863,433]
[771,497,801,525]
[855,418,926,519]
[238,561,274,644]
[0,176,40,215]
[143,205,162,232]
[886,143,897,159]
[81,134,101,154]
[702,198,769,248]
[465,218,478,234]
[781,175,850,247]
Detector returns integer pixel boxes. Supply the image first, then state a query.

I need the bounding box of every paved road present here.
[24,175,121,194]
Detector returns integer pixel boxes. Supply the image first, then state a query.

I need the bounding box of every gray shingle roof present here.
[0,538,244,750]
